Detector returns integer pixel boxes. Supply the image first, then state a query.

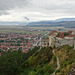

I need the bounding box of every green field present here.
[0,26,49,34]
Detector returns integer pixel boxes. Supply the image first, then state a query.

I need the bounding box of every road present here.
[52,50,60,75]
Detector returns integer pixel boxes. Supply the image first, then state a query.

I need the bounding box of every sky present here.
[0,0,75,22]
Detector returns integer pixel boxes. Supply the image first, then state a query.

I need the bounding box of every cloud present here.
[0,0,75,22]
[0,0,28,10]
[0,0,28,15]
[30,0,75,13]
[0,10,9,15]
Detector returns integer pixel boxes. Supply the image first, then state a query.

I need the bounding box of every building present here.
[41,39,49,47]
[41,30,75,49]
[49,30,58,47]
[64,35,75,40]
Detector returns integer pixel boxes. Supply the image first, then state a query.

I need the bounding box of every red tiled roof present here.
[0,38,6,40]
[56,36,64,38]
[22,49,28,53]
[0,45,6,47]
[68,31,73,35]
[49,30,57,36]
[56,32,64,38]
[65,35,75,37]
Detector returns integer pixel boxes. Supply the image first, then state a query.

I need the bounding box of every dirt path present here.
[52,50,60,75]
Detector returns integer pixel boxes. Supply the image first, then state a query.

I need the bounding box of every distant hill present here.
[55,18,75,22]
[0,18,75,28]
[25,18,75,28]
[26,21,75,28]
[0,22,26,26]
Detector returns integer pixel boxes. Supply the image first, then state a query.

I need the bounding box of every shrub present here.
[69,65,72,71]
[55,69,60,73]
[53,55,57,62]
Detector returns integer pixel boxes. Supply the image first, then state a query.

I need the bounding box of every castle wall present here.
[55,39,75,47]
[41,39,49,47]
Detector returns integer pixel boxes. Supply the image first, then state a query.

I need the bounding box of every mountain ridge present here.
[0,18,75,28]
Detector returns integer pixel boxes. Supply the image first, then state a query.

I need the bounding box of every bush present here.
[53,55,57,62]
[69,65,72,71]
[55,69,60,73]
[63,63,67,67]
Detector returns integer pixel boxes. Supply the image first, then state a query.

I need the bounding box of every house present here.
[22,49,28,53]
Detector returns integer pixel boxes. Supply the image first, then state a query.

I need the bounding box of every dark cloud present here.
[0,0,28,15]
[30,0,75,14]
[0,0,28,10]
[0,0,75,15]
[0,10,9,15]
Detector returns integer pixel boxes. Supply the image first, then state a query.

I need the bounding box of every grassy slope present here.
[54,45,75,75]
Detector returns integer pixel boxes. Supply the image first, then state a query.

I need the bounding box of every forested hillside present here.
[0,47,40,75]
[19,47,57,75]
[0,47,57,75]
[0,45,74,75]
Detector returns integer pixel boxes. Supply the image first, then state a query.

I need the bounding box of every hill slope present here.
[54,45,75,75]
[19,47,57,75]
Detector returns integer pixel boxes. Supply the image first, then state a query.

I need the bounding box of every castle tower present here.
[49,30,58,47]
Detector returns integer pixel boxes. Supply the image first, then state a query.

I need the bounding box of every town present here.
[0,33,43,54]
[0,30,75,54]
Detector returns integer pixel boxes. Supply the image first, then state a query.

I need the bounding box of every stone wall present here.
[55,38,75,47]
[41,39,49,47]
